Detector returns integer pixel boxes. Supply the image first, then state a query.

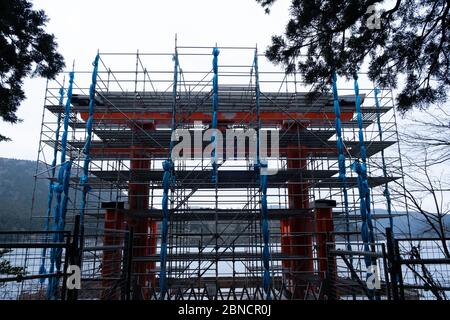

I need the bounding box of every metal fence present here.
[0,231,71,300]
[325,228,450,301]
[326,241,391,300]
[387,229,450,300]
[1,225,448,300]
[78,227,132,300]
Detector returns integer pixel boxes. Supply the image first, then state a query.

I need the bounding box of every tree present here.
[0,248,26,299]
[0,249,25,276]
[0,0,65,142]
[391,105,450,255]
[256,0,449,113]
[391,148,450,300]
[401,105,450,165]
[379,124,450,300]
[395,149,449,256]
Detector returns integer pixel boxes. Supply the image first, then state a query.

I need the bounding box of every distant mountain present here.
[372,209,450,238]
[340,208,450,238]
[0,158,448,238]
[0,158,122,232]
[0,158,47,231]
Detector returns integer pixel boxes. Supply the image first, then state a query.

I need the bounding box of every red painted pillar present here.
[127,149,155,298]
[286,145,313,298]
[102,202,124,299]
[314,200,337,300]
[314,200,336,280]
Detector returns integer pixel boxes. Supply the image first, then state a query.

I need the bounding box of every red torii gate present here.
[87,108,347,299]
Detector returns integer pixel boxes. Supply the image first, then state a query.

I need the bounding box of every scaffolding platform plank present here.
[69,175,399,190]
[123,208,312,220]
[166,276,284,288]
[88,168,338,184]
[59,117,375,130]
[46,92,376,114]
[43,139,396,159]
[133,252,309,262]
[45,91,392,128]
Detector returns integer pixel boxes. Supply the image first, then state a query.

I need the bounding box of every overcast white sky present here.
[0,0,291,160]
[0,1,447,219]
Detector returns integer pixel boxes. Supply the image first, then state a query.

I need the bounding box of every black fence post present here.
[121,226,134,300]
[381,243,391,300]
[61,231,71,301]
[123,226,134,301]
[394,237,405,300]
[67,215,81,301]
[325,243,337,300]
[121,227,128,301]
[386,227,403,300]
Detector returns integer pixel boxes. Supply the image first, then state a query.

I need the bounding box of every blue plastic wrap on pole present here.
[260,162,272,299]
[352,76,377,299]
[351,162,375,262]
[160,159,173,299]
[211,47,220,183]
[352,76,375,258]
[331,72,351,252]
[60,73,75,165]
[79,54,100,227]
[168,52,179,155]
[46,160,72,300]
[46,72,75,300]
[375,88,393,229]
[39,85,65,280]
[254,51,271,299]
[354,76,367,162]
[160,51,178,299]
[254,51,261,163]
[55,161,72,268]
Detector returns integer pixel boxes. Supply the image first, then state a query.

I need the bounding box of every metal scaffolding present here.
[30,44,410,300]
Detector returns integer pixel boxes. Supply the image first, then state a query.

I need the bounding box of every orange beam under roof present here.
[80,111,354,125]
[87,147,345,158]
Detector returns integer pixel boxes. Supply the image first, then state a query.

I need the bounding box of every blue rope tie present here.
[331,72,352,253]
[46,71,75,300]
[211,47,220,183]
[374,88,393,230]
[79,54,100,227]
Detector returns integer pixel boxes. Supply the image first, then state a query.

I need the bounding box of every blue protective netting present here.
[46,71,75,300]
[351,75,377,299]
[211,47,220,184]
[160,51,179,299]
[254,51,271,299]
[331,72,352,252]
[39,85,65,279]
[374,88,393,230]
[168,52,179,156]
[259,161,271,299]
[160,159,173,298]
[79,54,100,227]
